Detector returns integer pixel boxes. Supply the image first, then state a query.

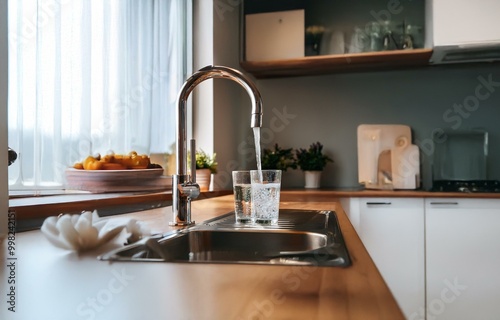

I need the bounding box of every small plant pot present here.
[196,169,212,192]
[304,170,322,189]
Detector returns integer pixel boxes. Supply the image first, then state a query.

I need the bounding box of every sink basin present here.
[99,209,351,267]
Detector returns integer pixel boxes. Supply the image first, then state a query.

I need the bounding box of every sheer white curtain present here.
[8,0,189,189]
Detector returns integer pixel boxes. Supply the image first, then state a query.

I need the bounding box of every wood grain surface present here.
[11,192,405,320]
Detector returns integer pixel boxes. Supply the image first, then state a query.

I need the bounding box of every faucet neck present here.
[175,65,263,176]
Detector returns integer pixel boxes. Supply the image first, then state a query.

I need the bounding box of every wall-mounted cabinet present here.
[427,0,500,64]
[240,0,432,78]
[430,0,500,47]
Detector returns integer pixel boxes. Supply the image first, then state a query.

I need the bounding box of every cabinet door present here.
[426,198,500,320]
[358,198,425,319]
[339,198,360,231]
[432,0,500,45]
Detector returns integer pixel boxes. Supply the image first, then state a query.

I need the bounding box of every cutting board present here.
[391,144,420,189]
[358,124,419,189]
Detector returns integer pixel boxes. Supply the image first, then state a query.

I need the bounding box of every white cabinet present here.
[425,198,500,320]
[427,0,500,64]
[341,197,425,319]
[429,0,500,46]
[342,196,500,320]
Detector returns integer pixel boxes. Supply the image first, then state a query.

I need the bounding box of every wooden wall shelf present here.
[240,48,433,78]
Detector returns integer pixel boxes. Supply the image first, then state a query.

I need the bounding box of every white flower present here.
[41,210,124,252]
[125,219,151,244]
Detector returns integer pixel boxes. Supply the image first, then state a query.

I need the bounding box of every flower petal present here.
[56,215,81,250]
[97,225,125,247]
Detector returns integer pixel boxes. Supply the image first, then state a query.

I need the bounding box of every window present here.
[7,0,191,191]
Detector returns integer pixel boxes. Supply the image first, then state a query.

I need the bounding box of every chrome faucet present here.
[170,65,263,226]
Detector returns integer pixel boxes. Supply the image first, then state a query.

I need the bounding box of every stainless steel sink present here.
[99,209,351,267]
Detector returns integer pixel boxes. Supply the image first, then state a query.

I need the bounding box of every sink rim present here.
[98,209,351,267]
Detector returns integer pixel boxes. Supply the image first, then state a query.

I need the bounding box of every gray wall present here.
[245,64,500,190]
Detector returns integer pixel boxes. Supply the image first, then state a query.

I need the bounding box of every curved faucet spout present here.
[176,65,263,176]
[194,65,262,126]
[171,65,263,226]
[176,66,262,175]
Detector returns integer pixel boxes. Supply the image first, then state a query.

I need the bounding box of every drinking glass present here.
[250,170,282,225]
[232,171,254,223]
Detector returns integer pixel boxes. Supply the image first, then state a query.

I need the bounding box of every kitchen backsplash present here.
[244,63,500,190]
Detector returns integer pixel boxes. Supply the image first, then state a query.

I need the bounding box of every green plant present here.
[261,143,297,172]
[195,150,218,174]
[295,142,333,171]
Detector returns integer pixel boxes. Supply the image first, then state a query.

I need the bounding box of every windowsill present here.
[10,189,232,232]
[10,190,167,206]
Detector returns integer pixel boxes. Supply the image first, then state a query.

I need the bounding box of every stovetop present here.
[431,180,500,193]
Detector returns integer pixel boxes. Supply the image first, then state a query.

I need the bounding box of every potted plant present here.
[261,143,297,171]
[194,150,217,192]
[295,142,333,188]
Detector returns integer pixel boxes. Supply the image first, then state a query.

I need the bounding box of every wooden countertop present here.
[285,188,500,199]
[3,192,405,320]
[11,188,500,228]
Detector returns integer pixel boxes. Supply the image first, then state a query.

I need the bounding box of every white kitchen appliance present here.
[427,0,500,64]
[357,124,420,190]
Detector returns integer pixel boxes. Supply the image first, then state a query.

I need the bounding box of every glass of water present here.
[232,171,254,224]
[250,170,282,225]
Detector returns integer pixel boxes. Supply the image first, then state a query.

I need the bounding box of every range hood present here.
[427,0,500,65]
[430,42,500,64]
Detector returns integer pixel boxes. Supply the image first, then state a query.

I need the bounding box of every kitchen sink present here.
[99,209,351,267]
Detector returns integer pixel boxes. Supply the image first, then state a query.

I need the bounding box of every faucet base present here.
[170,174,199,226]
[169,221,196,227]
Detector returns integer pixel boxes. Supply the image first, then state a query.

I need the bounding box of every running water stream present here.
[253,127,263,182]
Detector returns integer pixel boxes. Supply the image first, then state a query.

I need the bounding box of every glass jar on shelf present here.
[348,26,368,53]
[380,20,400,51]
[398,20,424,50]
[406,24,424,49]
[365,22,383,52]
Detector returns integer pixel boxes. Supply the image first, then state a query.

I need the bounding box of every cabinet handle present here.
[366,202,392,206]
[429,202,459,205]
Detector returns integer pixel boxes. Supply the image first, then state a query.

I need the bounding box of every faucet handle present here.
[178,182,200,200]
[190,139,196,183]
